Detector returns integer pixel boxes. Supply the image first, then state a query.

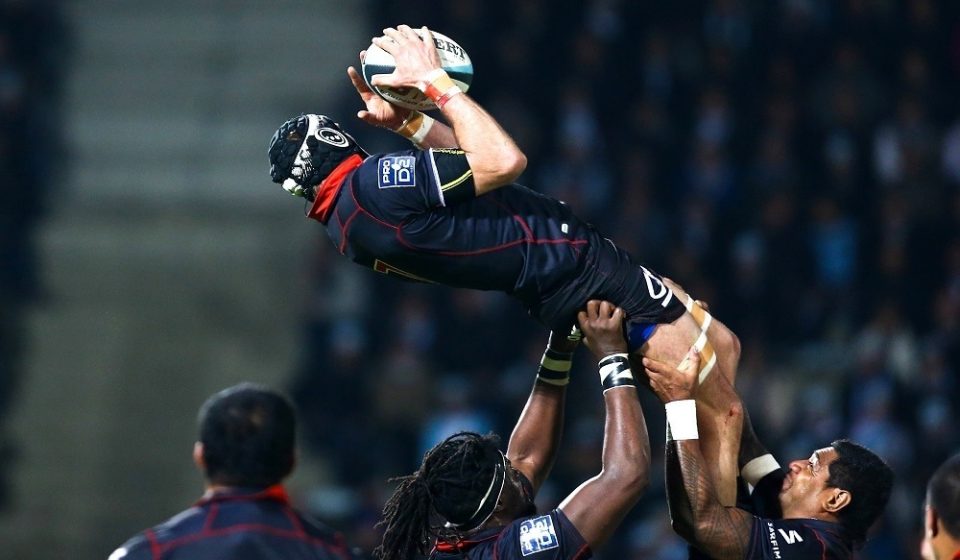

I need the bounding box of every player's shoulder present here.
[752,516,852,559]
[496,509,589,559]
[297,510,351,546]
[107,533,152,560]
[108,505,206,560]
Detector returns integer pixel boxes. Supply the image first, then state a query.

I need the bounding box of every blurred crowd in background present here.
[2,0,958,558]
[0,0,68,510]
[289,1,960,558]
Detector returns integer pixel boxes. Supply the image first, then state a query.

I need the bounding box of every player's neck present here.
[943,540,960,560]
[203,483,235,496]
[782,504,839,526]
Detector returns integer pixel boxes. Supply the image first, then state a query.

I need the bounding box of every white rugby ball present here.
[362,29,473,111]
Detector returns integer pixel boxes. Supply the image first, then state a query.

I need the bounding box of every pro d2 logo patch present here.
[378,156,416,188]
[519,515,559,556]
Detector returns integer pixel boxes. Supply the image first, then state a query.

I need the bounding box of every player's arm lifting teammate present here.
[643,353,893,560]
[561,300,653,547]
[374,302,651,560]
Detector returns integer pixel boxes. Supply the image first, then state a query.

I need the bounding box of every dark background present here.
[1,1,957,559]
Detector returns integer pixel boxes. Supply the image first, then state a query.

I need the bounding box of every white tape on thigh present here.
[680,294,718,384]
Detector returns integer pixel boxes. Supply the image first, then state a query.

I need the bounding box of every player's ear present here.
[193,441,205,471]
[823,487,851,514]
[926,507,940,538]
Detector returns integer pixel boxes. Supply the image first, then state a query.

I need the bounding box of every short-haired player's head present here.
[779,439,892,548]
[922,453,960,560]
[268,113,367,201]
[825,439,894,546]
[196,383,296,488]
[374,432,536,560]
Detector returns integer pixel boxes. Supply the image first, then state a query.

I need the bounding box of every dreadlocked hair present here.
[374,432,503,560]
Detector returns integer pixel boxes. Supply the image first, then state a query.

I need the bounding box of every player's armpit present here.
[427,148,476,205]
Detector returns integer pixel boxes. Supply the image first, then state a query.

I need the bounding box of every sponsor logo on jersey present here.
[378,156,416,188]
[767,521,782,559]
[778,528,804,544]
[519,515,560,556]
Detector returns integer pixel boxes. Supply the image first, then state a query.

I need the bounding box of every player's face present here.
[779,446,839,515]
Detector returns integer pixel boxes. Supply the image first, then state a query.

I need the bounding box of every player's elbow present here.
[504,149,527,180]
[490,148,527,185]
[602,461,650,500]
[473,149,527,195]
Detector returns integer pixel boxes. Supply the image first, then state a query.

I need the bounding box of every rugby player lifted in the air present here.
[267,25,742,503]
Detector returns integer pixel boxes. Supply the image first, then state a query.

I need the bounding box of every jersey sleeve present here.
[424,148,477,206]
[748,469,786,519]
[747,517,836,559]
[353,148,476,222]
[496,510,590,560]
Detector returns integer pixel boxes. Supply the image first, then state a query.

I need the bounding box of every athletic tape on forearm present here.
[395,112,435,146]
[665,400,698,441]
[537,348,573,386]
[422,69,463,109]
[740,454,780,488]
[598,353,635,392]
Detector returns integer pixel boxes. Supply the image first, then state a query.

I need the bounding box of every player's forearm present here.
[438,93,526,194]
[416,118,458,149]
[666,439,750,560]
[738,406,771,469]
[507,382,565,491]
[559,386,650,548]
[600,387,651,490]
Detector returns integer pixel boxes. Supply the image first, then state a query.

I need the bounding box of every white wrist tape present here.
[409,114,435,145]
[665,399,698,441]
[741,454,780,489]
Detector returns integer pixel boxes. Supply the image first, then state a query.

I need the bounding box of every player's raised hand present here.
[370,25,442,90]
[347,60,410,130]
[643,350,699,403]
[577,300,628,359]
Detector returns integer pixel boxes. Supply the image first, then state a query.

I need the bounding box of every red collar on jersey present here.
[308,154,364,223]
[196,484,290,506]
[434,528,502,553]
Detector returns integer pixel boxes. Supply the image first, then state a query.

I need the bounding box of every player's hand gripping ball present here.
[362,29,472,111]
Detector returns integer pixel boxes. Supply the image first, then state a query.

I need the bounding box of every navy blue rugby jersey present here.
[689,469,853,559]
[745,469,853,559]
[431,509,590,560]
[317,148,684,332]
[109,486,358,560]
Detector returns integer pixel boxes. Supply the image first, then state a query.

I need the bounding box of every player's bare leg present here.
[636,279,743,506]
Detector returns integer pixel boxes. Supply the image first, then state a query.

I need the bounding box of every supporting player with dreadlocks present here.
[375,300,651,560]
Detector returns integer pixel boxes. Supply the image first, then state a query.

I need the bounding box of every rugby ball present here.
[362,30,472,111]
